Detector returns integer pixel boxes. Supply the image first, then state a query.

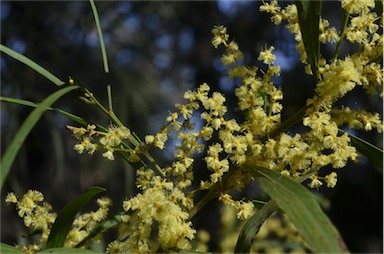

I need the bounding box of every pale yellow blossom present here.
[258,46,277,65]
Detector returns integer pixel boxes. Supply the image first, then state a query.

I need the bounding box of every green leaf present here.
[1,96,89,126]
[89,0,109,74]
[0,44,64,86]
[89,0,113,110]
[250,166,349,253]
[235,199,279,253]
[375,0,383,14]
[45,186,106,249]
[0,243,24,254]
[295,0,321,81]
[0,86,79,190]
[340,129,383,169]
[38,248,100,254]
[0,96,40,108]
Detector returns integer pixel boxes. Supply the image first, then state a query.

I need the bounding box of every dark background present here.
[1,1,382,252]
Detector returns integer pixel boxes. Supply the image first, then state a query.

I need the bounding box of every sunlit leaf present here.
[45,186,106,249]
[250,166,349,253]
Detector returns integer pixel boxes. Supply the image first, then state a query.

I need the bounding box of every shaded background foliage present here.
[1,1,382,252]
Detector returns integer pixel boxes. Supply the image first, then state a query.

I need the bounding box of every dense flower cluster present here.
[258,0,382,186]
[107,176,195,252]
[5,191,111,253]
[5,190,56,251]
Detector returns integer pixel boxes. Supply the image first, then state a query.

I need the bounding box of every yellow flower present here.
[308,175,323,188]
[211,117,223,130]
[259,0,281,14]
[166,112,182,130]
[154,132,168,149]
[102,149,115,160]
[264,139,277,158]
[258,46,276,65]
[341,0,375,14]
[97,197,112,208]
[5,192,18,203]
[145,135,155,144]
[202,92,227,116]
[66,125,87,139]
[281,170,290,177]
[200,126,214,140]
[65,228,87,247]
[100,126,130,147]
[325,172,338,188]
[211,25,229,48]
[106,240,124,254]
[236,201,254,220]
[177,104,194,119]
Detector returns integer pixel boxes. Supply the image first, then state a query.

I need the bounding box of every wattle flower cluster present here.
[6,0,382,253]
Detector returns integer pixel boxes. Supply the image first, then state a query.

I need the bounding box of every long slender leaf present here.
[340,129,383,169]
[0,44,64,86]
[295,0,321,81]
[38,248,100,253]
[89,0,109,74]
[0,243,24,254]
[0,96,39,108]
[235,199,279,253]
[0,86,79,190]
[89,0,114,111]
[45,186,106,249]
[250,166,348,253]
[1,96,89,126]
